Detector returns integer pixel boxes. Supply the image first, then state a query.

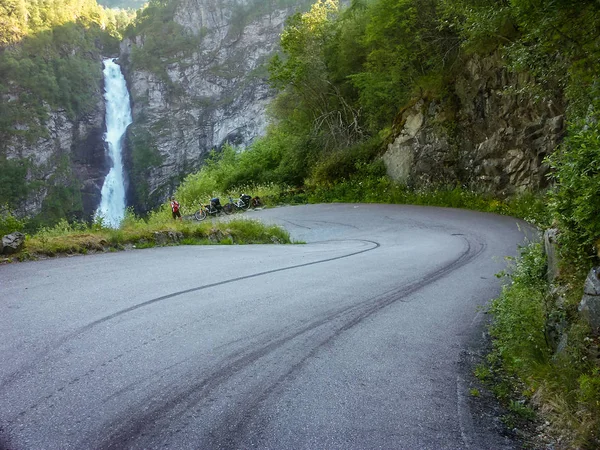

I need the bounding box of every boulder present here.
[153,232,168,246]
[546,285,569,352]
[1,232,25,255]
[208,230,225,244]
[579,267,600,334]
[584,266,600,295]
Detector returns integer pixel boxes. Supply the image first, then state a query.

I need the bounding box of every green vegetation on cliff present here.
[126,124,164,212]
[0,157,29,207]
[122,0,315,83]
[0,0,129,132]
[123,0,202,78]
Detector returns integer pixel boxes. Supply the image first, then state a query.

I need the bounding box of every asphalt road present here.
[0,204,535,449]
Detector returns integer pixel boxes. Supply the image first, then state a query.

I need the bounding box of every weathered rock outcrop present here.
[1,231,25,255]
[544,228,561,283]
[119,0,311,212]
[579,267,600,335]
[384,53,565,195]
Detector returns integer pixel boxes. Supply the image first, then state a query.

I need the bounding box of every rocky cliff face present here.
[119,0,308,211]
[383,53,565,195]
[2,91,108,221]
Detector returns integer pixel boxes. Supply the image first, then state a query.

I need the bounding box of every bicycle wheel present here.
[223,203,235,215]
[194,209,207,221]
[240,200,250,211]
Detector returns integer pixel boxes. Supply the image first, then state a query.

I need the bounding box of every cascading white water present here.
[96,58,132,228]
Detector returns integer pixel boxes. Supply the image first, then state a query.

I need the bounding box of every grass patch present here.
[261,176,549,225]
[482,242,600,448]
[474,364,492,383]
[17,214,290,260]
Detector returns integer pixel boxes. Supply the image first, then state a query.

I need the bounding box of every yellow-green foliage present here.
[21,213,290,258]
[0,0,128,114]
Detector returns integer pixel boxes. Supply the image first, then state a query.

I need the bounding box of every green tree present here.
[0,157,29,208]
[270,0,364,151]
[0,0,129,227]
[351,0,455,130]
[0,0,28,45]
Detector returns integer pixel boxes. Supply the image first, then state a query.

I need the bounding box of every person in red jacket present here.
[170,196,182,221]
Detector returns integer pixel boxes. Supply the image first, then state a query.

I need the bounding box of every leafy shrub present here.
[307,136,384,186]
[547,113,600,265]
[578,368,600,427]
[174,128,311,208]
[0,206,25,237]
[490,242,549,376]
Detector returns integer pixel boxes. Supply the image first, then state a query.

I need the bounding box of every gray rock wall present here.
[120,0,308,211]
[383,53,565,195]
[2,94,107,220]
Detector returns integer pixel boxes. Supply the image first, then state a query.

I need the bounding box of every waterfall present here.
[96,58,132,228]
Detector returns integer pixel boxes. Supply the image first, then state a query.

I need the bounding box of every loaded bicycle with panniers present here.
[193,194,263,221]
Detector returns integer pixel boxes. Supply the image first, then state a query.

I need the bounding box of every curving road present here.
[0,204,535,449]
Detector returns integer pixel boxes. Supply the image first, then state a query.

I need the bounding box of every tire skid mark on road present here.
[278,219,312,229]
[303,219,360,229]
[95,296,397,449]
[204,234,487,450]
[95,234,486,449]
[0,240,379,393]
[4,318,197,426]
[100,359,191,405]
[279,218,359,230]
